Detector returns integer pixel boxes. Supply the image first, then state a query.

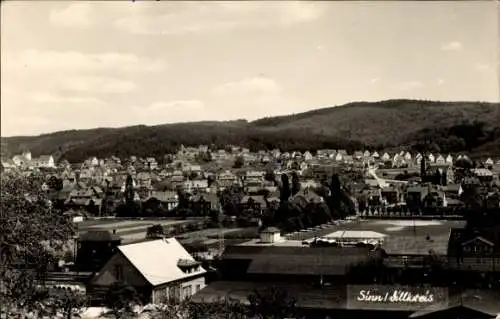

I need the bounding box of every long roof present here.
[118,238,206,286]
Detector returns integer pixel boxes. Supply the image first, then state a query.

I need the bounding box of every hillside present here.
[2,99,499,162]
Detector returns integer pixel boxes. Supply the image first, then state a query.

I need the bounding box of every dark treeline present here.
[52,129,366,164]
[2,100,499,162]
[408,121,500,156]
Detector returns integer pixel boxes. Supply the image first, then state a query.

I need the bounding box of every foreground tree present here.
[247,286,297,319]
[0,173,76,316]
[46,289,88,319]
[104,282,142,319]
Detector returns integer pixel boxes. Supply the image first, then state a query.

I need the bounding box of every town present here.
[1,145,500,318]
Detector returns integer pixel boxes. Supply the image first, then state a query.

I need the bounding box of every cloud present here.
[3,50,166,73]
[133,100,208,124]
[29,92,106,106]
[113,2,324,35]
[49,3,92,27]
[474,62,492,72]
[391,81,424,91]
[212,76,285,119]
[214,76,281,97]
[370,77,381,84]
[60,76,137,94]
[146,100,205,112]
[440,41,463,51]
[436,79,445,86]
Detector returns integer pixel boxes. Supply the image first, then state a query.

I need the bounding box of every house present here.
[34,155,56,168]
[428,153,435,163]
[89,238,207,304]
[381,186,402,205]
[239,195,267,215]
[435,155,446,165]
[335,153,343,162]
[244,171,265,193]
[485,158,494,167]
[190,193,219,215]
[372,151,380,159]
[472,168,494,183]
[404,152,412,161]
[76,230,122,272]
[448,228,500,272]
[303,151,313,162]
[145,157,158,170]
[381,153,391,162]
[216,171,240,189]
[445,154,453,165]
[343,155,354,165]
[182,179,209,193]
[363,150,371,158]
[1,159,16,171]
[12,154,29,167]
[144,191,179,211]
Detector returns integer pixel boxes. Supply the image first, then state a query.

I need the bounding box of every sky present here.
[1,1,498,137]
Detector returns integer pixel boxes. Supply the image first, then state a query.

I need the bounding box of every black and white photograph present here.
[1,0,499,318]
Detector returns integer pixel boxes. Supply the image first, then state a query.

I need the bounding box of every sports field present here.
[284,219,465,241]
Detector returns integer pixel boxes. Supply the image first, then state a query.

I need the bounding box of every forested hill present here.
[2,99,499,163]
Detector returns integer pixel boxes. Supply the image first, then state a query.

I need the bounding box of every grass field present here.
[284,219,466,241]
[76,218,259,246]
[77,219,193,244]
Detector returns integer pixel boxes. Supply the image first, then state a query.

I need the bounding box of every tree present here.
[47,175,63,191]
[125,174,135,204]
[46,289,88,319]
[264,170,276,183]
[146,224,165,239]
[279,174,291,202]
[104,282,142,319]
[0,174,76,316]
[420,155,427,181]
[291,171,300,197]
[247,286,297,319]
[189,297,249,319]
[233,156,245,169]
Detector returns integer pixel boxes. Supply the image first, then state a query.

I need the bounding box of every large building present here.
[193,222,500,318]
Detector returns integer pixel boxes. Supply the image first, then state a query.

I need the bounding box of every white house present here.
[335,153,343,162]
[445,154,453,165]
[485,158,494,166]
[260,227,281,244]
[435,154,446,165]
[90,238,207,304]
[404,152,412,161]
[372,151,380,159]
[303,151,313,162]
[381,153,391,161]
[428,153,435,163]
[22,151,32,161]
[12,155,28,167]
[35,155,55,168]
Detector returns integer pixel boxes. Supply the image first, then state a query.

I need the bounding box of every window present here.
[195,284,201,292]
[114,265,123,281]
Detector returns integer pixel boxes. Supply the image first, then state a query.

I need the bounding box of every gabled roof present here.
[223,245,371,276]
[461,236,494,247]
[118,238,206,286]
[409,290,500,318]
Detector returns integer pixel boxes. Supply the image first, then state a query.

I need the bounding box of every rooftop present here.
[118,238,206,286]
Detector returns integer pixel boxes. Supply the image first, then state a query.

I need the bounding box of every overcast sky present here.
[1,1,498,137]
